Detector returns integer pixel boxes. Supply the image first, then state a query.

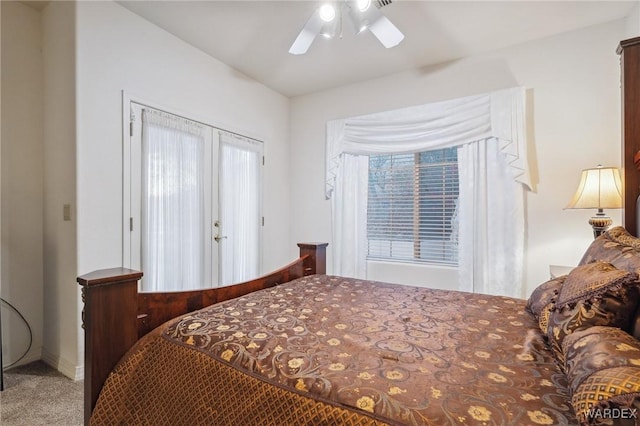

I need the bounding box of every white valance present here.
[326,87,530,199]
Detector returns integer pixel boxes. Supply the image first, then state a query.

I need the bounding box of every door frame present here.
[121,91,265,287]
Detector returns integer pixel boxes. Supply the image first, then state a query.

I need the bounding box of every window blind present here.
[367,147,459,265]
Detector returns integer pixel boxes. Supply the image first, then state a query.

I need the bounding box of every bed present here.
[78,37,640,426]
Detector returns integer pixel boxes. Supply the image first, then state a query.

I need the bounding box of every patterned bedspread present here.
[91,275,577,425]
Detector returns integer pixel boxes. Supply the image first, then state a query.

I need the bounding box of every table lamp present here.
[565,165,622,238]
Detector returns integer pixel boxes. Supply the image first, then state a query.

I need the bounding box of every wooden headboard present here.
[619,37,640,236]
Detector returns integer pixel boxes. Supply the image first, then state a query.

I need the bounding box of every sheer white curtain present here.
[457,138,525,298]
[331,153,369,278]
[219,133,262,286]
[141,109,206,291]
[326,87,529,295]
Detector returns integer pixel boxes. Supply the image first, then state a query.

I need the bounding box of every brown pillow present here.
[527,275,565,318]
[546,262,640,366]
[556,261,638,309]
[564,327,640,424]
[527,276,565,335]
[579,227,640,341]
[580,226,640,275]
[563,326,640,394]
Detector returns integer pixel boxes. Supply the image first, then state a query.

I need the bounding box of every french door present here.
[125,102,263,291]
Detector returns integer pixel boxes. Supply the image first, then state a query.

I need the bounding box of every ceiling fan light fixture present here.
[320,17,339,39]
[357,0,371,12]
[289,0,403,55]
[319,4,336,22]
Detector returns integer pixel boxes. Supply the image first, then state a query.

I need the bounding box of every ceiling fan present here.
[289,0,404,55]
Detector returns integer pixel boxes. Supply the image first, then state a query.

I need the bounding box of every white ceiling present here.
[118,0,638,97]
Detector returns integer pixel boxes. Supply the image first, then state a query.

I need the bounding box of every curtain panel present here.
[218,132,263,286]
[325,87,529,297]
[457,139,525,298]
[141,109,207,291]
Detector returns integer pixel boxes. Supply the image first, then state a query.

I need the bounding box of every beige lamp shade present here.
[565,165,622,210]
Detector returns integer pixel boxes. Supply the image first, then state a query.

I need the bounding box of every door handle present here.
[214,220,226,242]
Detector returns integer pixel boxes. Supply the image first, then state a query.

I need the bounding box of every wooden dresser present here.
[619,37,640,236]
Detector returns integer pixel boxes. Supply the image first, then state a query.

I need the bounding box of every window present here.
[367,147,459,265]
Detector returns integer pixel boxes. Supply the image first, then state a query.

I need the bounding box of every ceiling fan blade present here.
[366,7,404,48]
[289,9,324,55]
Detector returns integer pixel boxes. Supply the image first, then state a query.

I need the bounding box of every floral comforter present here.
[91,275,577,425]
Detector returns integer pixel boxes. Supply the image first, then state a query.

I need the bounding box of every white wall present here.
[0,1,44,368]
[41,1,78,379]
[290,19,627,297]
[519,21,623,295]
[626,2,640,37]
[74,1,292,370]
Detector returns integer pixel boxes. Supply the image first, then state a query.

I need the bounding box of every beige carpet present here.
[0,361,83,425]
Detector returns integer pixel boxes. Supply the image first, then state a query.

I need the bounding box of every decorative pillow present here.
[527,275,565,335]
[546,262,640,365]
[527,275,565,318]
[580,226,640,274]
[572,368,640,425]
[563,327,640,425]
[579,227,640,341]
[563,326,640,394]
[556,261,638,309]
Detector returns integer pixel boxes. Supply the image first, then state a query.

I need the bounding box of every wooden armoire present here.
[619,37,640,236]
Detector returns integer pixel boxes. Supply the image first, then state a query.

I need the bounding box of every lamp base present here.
[589,215,612,239]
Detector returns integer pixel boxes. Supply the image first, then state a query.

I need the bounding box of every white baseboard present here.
[41,349,84,381]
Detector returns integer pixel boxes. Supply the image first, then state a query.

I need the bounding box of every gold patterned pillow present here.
[571,367,640,425]
[564,327,640,425]
[606,226,640,250]
[579,227,640,342]
[546,262,640,366]
[563,326,640,394]
[579,226,640,275]
[556,261,638,309]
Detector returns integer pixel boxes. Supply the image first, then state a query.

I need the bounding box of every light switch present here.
[63,204,71,221]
